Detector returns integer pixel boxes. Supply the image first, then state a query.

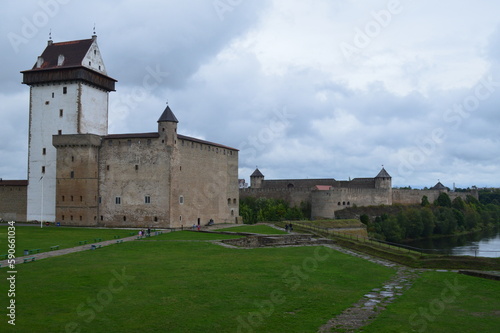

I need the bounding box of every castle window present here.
[343,201,346,205]
[338,202,341,206]
[287,183,294,189]
[70,215,73,221]
[123,216,127,221]
[52,92,54,98]
[89,61,91,66]
[100,216,103,221]
[70,171,74,178]
[71,156,74,162]
[115,197,121,204]
[98,197,101,204]
[62,195,65,202]
[80,196,83,202]
[42,166,45,173]
[79,216,82,221]
[154,216,158,222]
[63,87,67,94]
[58,130,62,135]
[135,165,138,170]
[106,165,110,171]
[145,196,151,204]
[179,196,184,204]
[231,209,234,216]
[94,50,97,55]
[227,198,231,205]
[42,148,46,155]
[347,201,350,205]
[71,196,74,201]
[162,128,165,132]
[62,215,65,221]
[60,109,63,117]
[45,101,49,105]
[233,198,237,204]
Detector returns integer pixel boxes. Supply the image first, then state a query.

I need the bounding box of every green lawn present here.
[217,224,287,234]
[361,271,500,333]
[0,240,394,332]
[0,226,136,256]
[144,230,246,241]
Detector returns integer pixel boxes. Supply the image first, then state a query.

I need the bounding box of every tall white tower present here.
[22,35,116,222]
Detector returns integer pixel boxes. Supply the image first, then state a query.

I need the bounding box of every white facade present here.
[26,38,112,222]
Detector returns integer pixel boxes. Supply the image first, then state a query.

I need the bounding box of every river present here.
[403,228,500,258]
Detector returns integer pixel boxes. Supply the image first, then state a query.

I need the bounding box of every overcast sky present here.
[1,0,499,188]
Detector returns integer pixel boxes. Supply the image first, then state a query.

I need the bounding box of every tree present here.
[435,192,452,208]
[421,195,430,207]
[452,197,466,211]
[360,214,370,225]
[420,207,436,237]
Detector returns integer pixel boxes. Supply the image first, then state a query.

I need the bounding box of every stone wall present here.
[240,188,312,207]
[392,189,475,205]
[311,187,391,219]
[170,136,239,228]
[98,134,171,228]
[0,180,27,221]
[54,134,101,226]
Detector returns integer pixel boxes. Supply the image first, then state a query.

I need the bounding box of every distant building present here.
[240,168,477,219]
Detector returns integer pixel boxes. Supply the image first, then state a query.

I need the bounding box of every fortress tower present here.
[250,168,265,188]
[22,35,116,222]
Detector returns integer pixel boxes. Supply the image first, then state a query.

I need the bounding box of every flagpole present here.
[40,175,44,228]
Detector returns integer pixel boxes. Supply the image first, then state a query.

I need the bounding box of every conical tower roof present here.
[432,182,446,190]
[376,167,391,178]
[251,168,264,177]
[157,105,178,123]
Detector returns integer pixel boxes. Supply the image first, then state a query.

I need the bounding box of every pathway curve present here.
[0,234,148,267]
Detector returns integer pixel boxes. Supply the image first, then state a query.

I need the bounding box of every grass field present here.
[1,227,499,332]
[0,235,394,332]
[216,224,287,234]
[362,271,500,333]
[0,225,135,257]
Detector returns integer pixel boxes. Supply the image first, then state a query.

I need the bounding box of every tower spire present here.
[48,29,53,45]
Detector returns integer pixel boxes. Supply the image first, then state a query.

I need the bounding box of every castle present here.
[0,35,239,228]
[240,168,477,219]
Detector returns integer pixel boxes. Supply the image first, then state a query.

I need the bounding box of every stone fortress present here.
[0,35,239,228]
[240,168,478,219]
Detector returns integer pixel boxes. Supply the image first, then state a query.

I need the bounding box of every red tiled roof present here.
[29,39,94,70]
[0,180,28,186]
[314,185,332,191]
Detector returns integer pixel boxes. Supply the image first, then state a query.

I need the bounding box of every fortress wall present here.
[98,136,171,228]
[173,138,239,227]
[240,188,312,207]
[0,183,27,221]
[392,189,474,205]
[311,187,392,219]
